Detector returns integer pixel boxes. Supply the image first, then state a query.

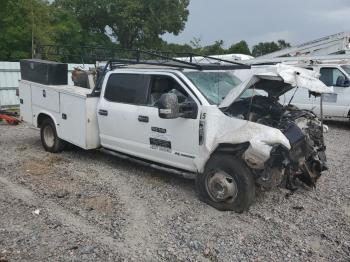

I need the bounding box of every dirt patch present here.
[24,162,51,176]
[23,155,67,176]
[81,195,114,213]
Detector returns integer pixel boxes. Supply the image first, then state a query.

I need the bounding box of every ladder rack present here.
[257,32,350,59]
[245,54,350,65]
[36,45,251,71]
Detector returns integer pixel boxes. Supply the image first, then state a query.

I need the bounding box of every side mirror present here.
[158,93,180,119]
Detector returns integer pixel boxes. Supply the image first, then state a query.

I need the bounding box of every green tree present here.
[252,40,291,57]
[55,0,190,49]
[189,37,202,49]
[227,40,251,55]
[200,40,226,55]
[160,42,194,54]
[0,0,88,61]
[0,0,37,60]
[277,39,291,49]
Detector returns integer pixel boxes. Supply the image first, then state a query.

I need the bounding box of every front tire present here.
[196,153,255,212]
[40,118,66,153]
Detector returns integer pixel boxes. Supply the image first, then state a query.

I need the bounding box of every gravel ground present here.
[0,122,349,262]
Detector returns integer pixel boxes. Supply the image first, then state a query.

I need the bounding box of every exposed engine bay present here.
[225,94,327,190]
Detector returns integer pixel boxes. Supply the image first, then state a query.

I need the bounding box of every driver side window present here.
[320,67,349,87]
[147,75,190,106]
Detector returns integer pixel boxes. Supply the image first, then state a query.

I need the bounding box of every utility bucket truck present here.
[19,51,331,212]
[241,32,350,121]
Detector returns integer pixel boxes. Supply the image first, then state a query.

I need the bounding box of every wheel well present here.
[37,113,52,128]
[213,142,250,156]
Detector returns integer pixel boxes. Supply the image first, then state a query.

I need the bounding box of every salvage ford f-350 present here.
[19,58,332,212]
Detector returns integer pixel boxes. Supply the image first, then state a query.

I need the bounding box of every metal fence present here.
[0,62,21,107]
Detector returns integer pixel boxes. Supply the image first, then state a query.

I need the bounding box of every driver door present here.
[139,74,201,172]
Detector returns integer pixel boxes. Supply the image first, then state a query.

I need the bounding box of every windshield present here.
[341,65,350,76]
[184,71,242,104]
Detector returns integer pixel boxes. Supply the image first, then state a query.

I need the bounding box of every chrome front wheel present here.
[206,171,238,203]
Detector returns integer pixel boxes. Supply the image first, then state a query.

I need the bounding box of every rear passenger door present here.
[97,73,152,156]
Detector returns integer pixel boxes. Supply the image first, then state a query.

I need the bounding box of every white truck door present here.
[139,74,200,172]
[315,67,350,117]
[19,81,33,124]
[97,73,151,156]
[97,72,200,172]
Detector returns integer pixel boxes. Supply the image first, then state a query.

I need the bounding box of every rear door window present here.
[104,74,149,104]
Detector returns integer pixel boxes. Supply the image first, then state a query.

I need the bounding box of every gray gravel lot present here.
[0,122,349,261]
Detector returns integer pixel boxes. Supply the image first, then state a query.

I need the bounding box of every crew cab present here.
[19,59,331,212]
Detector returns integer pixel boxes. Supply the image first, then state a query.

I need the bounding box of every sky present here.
[163,0,350,48]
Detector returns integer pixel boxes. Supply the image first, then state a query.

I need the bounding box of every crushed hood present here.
[219,64,333,108]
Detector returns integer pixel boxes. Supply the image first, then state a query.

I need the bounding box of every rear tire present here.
[40,118,66,153]
[196,153,255,212]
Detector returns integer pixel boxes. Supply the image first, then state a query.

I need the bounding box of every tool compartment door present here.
[31,83,60,113]
[19,81,33,124]
[58,93,87,148]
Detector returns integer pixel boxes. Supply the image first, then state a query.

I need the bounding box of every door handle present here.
[98,109,108,116]
[138,115,149,123]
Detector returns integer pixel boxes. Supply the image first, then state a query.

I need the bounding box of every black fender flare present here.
[37,113,54,128]
[212,142,250,156]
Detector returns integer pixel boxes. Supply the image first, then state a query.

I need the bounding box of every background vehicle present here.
[283,63,350,121]
[19,55,330,212]
[240,32,350,121]
[234,62,350,121]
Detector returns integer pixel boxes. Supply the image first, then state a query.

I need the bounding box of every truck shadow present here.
[66,146,279,203]
[68,145,196,191]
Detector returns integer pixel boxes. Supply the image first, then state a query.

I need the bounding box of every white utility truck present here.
[241,31,350,121]
[283,63,350,121]
[19,57,331,212]
[234,61,350,121]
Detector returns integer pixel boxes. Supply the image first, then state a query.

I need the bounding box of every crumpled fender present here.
[195,107,291,172]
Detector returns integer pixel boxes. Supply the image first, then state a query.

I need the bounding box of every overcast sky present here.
[163,0,350,48]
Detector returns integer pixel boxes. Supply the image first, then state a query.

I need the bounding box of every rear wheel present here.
[40,118,66,153]
[196,153,255,212]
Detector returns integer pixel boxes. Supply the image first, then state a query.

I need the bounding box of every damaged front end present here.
[254,107,328,190]
[280,108,327,187]
[220,65,331,190]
